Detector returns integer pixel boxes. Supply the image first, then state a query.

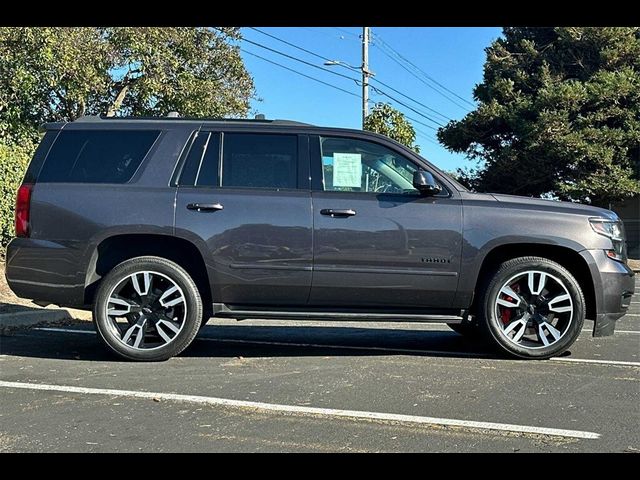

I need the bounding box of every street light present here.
[323,60,361,72]
[323,27,373,129]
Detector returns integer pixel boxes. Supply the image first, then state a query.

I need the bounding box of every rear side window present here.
[39,130,160,183]
[222,133,297,189]
[23,130,59,184]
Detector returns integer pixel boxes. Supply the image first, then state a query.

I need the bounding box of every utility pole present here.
[361,26,370,129]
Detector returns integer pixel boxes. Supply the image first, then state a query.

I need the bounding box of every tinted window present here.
[39,130,159,183]
[222,133,297,189]
[24,130,59,183]
[178,132,220,187]
[320,136,420,194]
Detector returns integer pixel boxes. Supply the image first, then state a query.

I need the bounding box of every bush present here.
[0,139,34,247]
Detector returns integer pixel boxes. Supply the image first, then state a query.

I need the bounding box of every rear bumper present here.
[4,237,86,308]
[580,249,635,337]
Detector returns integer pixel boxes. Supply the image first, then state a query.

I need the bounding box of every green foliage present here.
[438,27,640,204]
[0,27,255,248]
[0,139,34,247]
[364,103,421,152]
[0,27,255,143]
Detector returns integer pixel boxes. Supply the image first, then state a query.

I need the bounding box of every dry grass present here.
[0,262,38,311]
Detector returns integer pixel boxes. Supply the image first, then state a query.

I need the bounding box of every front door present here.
[175,131,312,306]
[309,135,462,309]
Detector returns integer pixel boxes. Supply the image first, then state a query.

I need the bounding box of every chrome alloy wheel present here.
[104,270,187,351]
[493,270,573,350]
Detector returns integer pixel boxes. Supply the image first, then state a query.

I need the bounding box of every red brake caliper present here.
[500,306,512,325]
[500,283,519,325]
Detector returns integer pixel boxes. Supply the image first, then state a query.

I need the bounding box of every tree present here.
[0,27,255,143]
[0,139,33,247]
[364,103,420,152]
[438,27,640,205]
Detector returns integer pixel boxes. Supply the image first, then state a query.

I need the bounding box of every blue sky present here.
[239,27,503,172]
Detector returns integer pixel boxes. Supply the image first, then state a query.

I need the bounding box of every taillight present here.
[15,183,33,238]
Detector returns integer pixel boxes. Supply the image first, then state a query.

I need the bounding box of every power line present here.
[298,27,346,41]
[371,77,452,123]
[400,111,439,131]
[374,40,470,111]
[414,127,440,144]
[231,28,453,134]
[244,45,440,132]
[249,27,330,63]
[242,50,359,99]
[333,27,360,39]
[373,33,476,108]
[370,85,443,128]
[372,34,473,111]
[240,35,359,84]
[243,51,440,143]
[244,28,452,127]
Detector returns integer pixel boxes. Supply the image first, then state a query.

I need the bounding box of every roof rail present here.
[72,115,312,126]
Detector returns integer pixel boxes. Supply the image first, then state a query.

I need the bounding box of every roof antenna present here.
[167,111,180,118]
[254,114,266,120]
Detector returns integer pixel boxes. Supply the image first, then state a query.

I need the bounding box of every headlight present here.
[589,218,625,262]
[589,218,623,241]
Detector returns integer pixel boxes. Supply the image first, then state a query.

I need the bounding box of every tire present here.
[93,256,203,361]
[477,256,585,359]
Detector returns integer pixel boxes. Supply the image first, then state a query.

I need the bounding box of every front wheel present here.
[93,256,203,361]
[478,256,585,359]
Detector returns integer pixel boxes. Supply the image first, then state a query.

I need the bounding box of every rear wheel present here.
[93,256,202,361]
[478,256,585,359]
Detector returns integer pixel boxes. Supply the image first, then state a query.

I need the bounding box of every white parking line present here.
[548,358,640,367]
[581,328,640,334]
[0,380,600,440]
[34,327,640,367]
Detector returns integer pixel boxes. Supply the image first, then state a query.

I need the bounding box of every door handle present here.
[186,202,224,212]
[320,208,356,218]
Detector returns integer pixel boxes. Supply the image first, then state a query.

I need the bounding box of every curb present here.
[0,309,72,335]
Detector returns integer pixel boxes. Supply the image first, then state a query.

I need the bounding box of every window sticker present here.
[332,153,362,188]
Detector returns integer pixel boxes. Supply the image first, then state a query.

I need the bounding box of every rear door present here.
[309,134,463,309]
[174,130,312,306]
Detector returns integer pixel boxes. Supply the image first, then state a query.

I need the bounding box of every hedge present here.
[1,139,34,247]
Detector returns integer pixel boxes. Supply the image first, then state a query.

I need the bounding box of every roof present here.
[73,115,312,127]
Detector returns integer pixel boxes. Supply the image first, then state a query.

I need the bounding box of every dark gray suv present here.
[5,116,635,361]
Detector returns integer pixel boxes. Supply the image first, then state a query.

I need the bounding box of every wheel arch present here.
[471,243,596,321]
[84,233,212,311]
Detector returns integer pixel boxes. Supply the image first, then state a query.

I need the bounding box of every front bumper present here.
[580,249,635,337]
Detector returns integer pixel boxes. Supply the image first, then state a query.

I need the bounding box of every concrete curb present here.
[0,309,72,335]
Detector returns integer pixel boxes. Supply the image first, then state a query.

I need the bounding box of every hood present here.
[489,193,618,220]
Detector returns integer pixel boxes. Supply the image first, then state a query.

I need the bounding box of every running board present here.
[212,304,465,323]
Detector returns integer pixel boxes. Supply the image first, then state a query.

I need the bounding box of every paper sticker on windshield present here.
[332,153,362,187]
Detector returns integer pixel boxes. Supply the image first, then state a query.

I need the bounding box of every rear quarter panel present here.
[7,126,193,307]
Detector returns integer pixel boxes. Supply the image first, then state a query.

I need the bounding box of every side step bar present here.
[212,304,465,323]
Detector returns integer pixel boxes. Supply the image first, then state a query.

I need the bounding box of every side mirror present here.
[413,169,442,196]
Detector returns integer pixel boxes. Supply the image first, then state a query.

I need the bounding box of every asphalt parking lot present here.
[1,278,638,452]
